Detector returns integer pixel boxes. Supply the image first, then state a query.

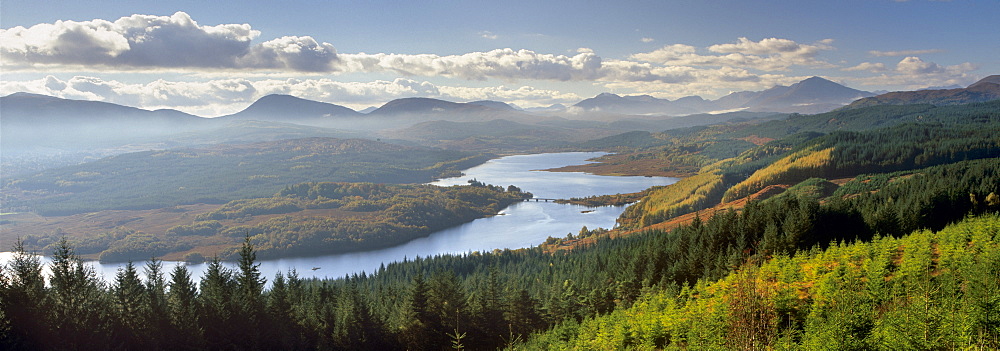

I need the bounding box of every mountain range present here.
[4,75,997,162]
[0,76,901,131]
[845,75,1000,109]
[572,76,875,115]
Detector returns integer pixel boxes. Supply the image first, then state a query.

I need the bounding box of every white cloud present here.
[337,48,609,82]
[239,36,339,71]
[842,62,887,72]
[631,38,835,71]
[847,56,979,89]
[479,31,498,40]
[603,67,804,100]
[895,56,947,74]
[641,37,654,43]
[869,49,944,57]
[2,12,246,68]
[0,12,345,71]
[1,76,583,116]
[708,37,820,56]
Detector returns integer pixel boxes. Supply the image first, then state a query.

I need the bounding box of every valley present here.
[2,75,999,350]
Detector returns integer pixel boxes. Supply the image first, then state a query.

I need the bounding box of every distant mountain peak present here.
[466,100,520,111]
[572,77,871,115]
[969,75,1000,89]
[223,94,359,123]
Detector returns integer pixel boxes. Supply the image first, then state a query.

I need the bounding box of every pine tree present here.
[0,239,49,349]
[199,257,235,349]
[143,258,171,349]
[167,264,204,349]
[504,288,543,344]
[234,235,266,349]
[112,261,149,349]
[404,272,436,350]
[48,237,113,347]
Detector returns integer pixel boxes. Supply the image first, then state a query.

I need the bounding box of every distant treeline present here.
[15,181,532,263]
[2,138,493,216]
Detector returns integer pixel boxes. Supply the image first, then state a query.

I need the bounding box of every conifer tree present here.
[112,261,148,349]
[49,237,112,347]
[199,257,235,349]
[167,264,203,350]
[143,258,170,349]
[234,235,266,349]
[0,240,49,349]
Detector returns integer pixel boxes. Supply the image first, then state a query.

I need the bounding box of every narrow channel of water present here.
[0,152,678,284]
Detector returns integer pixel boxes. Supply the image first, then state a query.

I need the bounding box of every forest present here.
[16,181,531,263]
[2,101,999,350]
[2,155,997,349]
[1,138,491,216]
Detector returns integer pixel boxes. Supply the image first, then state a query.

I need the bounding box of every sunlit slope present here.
[517,214,1000,350]
[615,101,1000,230]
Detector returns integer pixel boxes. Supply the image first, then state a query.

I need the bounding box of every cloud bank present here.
[1,75,584,116]
[631,37,836,71]
[0,12,982,112]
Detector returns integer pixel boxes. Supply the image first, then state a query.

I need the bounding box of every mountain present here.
[221,94,361,124]
[0,93,363,177]
[368,97,552,125]
[1,92,201,126]
[524,103,567,113]
[466,100,520,111]
[920,84,964,90]
[573,93,705,115]
[1,92,210,153]
[749,76,874,113]
[572,77,873,115]
[369,97,492,116]
[845,75,1000,109]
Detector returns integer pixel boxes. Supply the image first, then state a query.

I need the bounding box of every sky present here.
[2,0,997,116]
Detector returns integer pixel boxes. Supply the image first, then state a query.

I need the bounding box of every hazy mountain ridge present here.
[845,75,1000,108]
[573,77,874,115]
[219,94,361,124]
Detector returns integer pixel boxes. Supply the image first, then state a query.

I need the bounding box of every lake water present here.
[0,152,678,284]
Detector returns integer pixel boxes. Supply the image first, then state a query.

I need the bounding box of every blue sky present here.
[2,0,997,116]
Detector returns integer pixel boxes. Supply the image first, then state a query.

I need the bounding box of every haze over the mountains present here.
[5,75,997,159]
[572,76,874,115]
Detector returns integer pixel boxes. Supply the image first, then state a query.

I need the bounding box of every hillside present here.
[845,75,1000,108]
[8,181,529,262]
[0,138,489,216]
[519,215,1000,350]
[3,99,999,351]
[219,94,361,125]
